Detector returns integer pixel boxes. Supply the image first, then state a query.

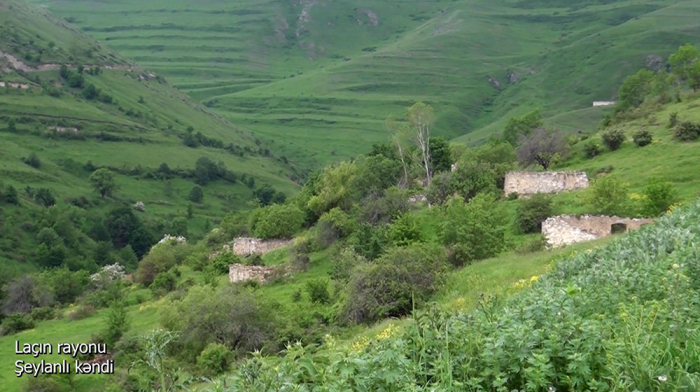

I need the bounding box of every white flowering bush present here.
[157,234,187,246]
[90,263,126,288]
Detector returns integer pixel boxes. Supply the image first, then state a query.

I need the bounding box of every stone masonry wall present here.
[504,171,589,196]
[228,264,276,284]
[231,237,292,256]
[542,215,654,248]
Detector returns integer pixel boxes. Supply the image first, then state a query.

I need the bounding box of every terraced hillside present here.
[0,0,297,275]
[30,0,700,168]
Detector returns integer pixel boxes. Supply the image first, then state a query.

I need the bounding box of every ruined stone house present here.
[504,171,589,196]
[542,215,654,248]
[228,264,277,284]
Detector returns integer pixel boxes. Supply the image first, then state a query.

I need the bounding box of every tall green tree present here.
[89,168,118,198]
[407,102,434,185]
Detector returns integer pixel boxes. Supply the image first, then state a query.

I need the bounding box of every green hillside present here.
[0,0,298,278]
[30,0,700,168]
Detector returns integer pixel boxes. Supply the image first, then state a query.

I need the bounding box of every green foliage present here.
[105,206,155,257]
[89,168,118,198]
[502,110,543,146]
[514,235,547,254]
[103,300,130,347]
[305,279,331,304]
[197,343,232,376]
[439,194,508,266]
[36,268,89,305]
[640,178,677,217]
[350,224,388,261]
[516,128,568,170]
[617,69,654,110]
[135,242,188,286]
[251,203,304,239]
[188,186,204,203]
[0,313,35,336]
[160,285,277,357]
[429,137,452,173]
[669,43,700,83]
[673,121,700,141]
[587,175,631,216]
[343,244,447,324]
[307,162,357,216]
[150,271,178,295]
[632,128,653,147]
[388,213,425,247]
[450,159,496,202]
[582,141,601,158]
[601,128,625,151]
[316,207,357,246]
[668,112,679,128]
[515,194,553,234]
[34,188,56,207]
[22,152,41,169]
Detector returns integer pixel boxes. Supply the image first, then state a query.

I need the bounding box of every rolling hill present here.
[28,0,700,169]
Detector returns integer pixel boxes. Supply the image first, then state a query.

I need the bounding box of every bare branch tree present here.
[517,128,568,170]
[385,115,410,188]
[407,102,434,185]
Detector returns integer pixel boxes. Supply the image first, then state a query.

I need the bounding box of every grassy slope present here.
[0,0,301,276]
[29,0,700,169]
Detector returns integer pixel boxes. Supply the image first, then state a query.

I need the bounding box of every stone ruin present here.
[228,264,277,284]
[542,215,654,248]
[230,237,291,256]
[504,171,589,197]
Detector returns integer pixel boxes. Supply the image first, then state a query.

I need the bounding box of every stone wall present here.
[228,264,277,284]
[231,237,291,256]
[504,171,589,196]
[542,215,654,248]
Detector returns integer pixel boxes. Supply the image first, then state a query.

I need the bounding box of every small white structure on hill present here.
[592,101,616,107]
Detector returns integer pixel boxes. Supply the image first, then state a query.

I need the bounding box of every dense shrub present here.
[426,171,454,206]
[514,235,547,254]
[439,194,508,266]
[582,141,601,158]
[668,111,678,128]
[673,121,700,141]
[587,175,631,216]
[135,242,189,286]
[316,208,357,246]
[601,128,625,150]
[640,177,677,216]
[250,204,304,239]
[343,244,447,324]
[67,305,96,321]
[0,313,35,335]
[350,224,388,261]
[632,128,653,147]
[197,343,232,376]
[305,279,331,304]
[150,271,177,295]
[514,194,553,234]
[388,213,425,247]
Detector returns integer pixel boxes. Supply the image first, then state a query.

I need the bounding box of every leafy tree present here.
[67,72,84,88]
[23,152,41,168]
[515,194,553,234]
[669,44,700,84]
[305,279,331,304]
[517,128,568,170]
[350,224,388,261]
[601,129,625,151]
[251,204,304,239]
[674,121,700,141]
[502,110,543,146]
[150,271,178,295]
[587,176,631,216]
[429,137,452,173]
[35,243,67,268]
[618,69,654,110]
[426,171,454,206]
[188,186,204,203]
[3,185,19,205]
[88,220,111,242]
[2,276,52,315]
[105,206,153,256]
[407,102,434,184]
[160,285,278,356]
[439,194,508,266]
[307,162,357,216]
[82,83,99,100]
[343,244,447,324]
[59,64,69,79]
[385,116,411,187]
[253,184,276,206]
[450,159,496,201]
[317,208,357,246]
[388,213,425,247]
[582,141,601,158]
[171,217,188,237]
[119,245,138,271]
[37,268,89,305]
[89,168,118,198]
[93,241,114,266]
[34,188,56,207]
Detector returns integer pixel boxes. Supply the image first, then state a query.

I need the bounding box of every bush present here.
[439,194,508,267]
[601,129,625,150]
[210,252,240,275]
[251,204,305,239]
[0,313,35,336]
[668,112,678,128]
[343,244,447,324]
[515,236,547,254]
[67,305,96,321]
[188,186,204,203]
[150,271,177,295]
[316,208,357,246]
[673,121,700,141]
[23,152,41,168]
[515,194,553,234]
[640,178,677,217]
[305,279,331,304]
[587,175,631,216]
[582,141,601,158]
[632,129,653,147]
[30,306,56,321]
[197,343,232,376]
[388,213,425,247]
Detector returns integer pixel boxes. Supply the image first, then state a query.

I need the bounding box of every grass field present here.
[28,0,700,168]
